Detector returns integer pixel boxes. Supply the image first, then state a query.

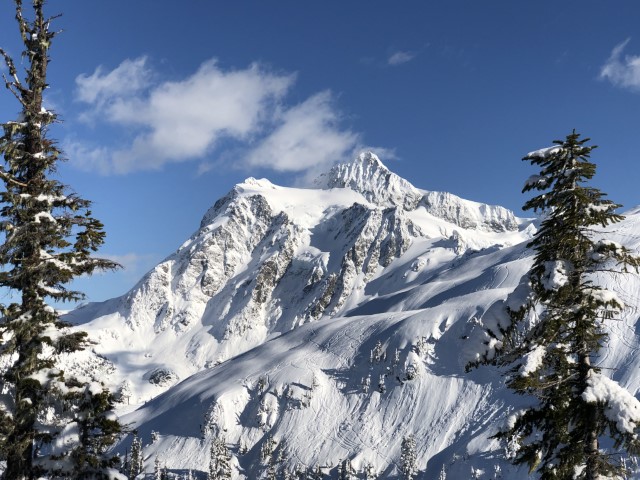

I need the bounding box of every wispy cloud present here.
[600,39,640,90]
[100,252,158,279]
[72,57,365,176]
[387,50,416,66]
[245,91,359,173]
[76,56,152,109]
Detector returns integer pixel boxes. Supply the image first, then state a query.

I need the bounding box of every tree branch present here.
[0,169,28,188]
[14,0,30,45]
[0,48,23,89]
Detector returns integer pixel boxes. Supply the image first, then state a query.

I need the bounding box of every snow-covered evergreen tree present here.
[363,462,378,479]
[266,457,278,480]
[260,434,277,463]
[129,432,143,479]
[310,465,323,479]
[495,132,640,478]
[338,458,356,479]
[0,1,121,478]
[438,463,447,480]
[69,386,123,477]
[154,456,162,480]
[400,434,417,479]
[208,434,232,479]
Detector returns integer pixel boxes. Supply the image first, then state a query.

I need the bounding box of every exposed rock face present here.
[315,151,423,210]
[301,203,422,321]
[421,191,519,232]
[317,152,519,232]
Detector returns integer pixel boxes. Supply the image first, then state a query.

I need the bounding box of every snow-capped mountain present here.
[63,154,640,479]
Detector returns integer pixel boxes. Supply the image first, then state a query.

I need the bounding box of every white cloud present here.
[244,91,359,173]
[600,39,640,90]
[76,56,152,107]
[74,58,294,173]
[100,252,158,279]
[388,50,415,66]
[354,145,399,162]
[63,141,111,174]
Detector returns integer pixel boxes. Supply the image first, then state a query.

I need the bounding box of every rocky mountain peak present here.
[315,151,423,210]
[315,152,521,232]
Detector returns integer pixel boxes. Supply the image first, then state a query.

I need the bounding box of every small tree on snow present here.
[486,132,640,478]
[154,456,162,480]
[438,463,447,480]
[339,458,356,479]
[363,462,378,479]
[208,434,232,479]
[129,431,143,479]
[260,434,277,463]
[400,434,417,479]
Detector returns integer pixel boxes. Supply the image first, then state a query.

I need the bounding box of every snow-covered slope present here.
[63,154,640,478]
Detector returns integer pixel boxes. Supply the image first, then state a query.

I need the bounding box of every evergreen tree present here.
[400,435,417,479]
[266,458,277,480]
[438,463,447,480]
[310,465,323,480]
[338,458,356,480]
[154,456,162,480]
[208,434,232,480]
[129,432,143,479]
[0,1,121,478]
[69,386,123,477]
[496,132,640,478]
[363,462,378,479]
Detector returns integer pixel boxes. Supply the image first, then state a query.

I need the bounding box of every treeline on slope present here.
[123,430,420,479]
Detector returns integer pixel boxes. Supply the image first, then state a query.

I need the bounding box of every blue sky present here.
[1,1,640,304]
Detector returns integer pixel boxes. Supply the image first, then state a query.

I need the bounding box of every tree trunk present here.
[580,351,599,480]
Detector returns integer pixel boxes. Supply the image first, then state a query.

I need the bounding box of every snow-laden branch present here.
[582,372,640,434]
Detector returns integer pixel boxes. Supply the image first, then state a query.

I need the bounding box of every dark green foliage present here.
[70,388,123,478]
[0,1,122,478]
[129,432,143,479]
[497,132,640,479]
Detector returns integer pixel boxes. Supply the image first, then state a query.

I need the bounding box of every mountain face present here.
[63,154,640,479]
[316,152,520,232]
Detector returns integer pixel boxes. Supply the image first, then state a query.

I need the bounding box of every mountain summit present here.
[318,152,520,232]
[315,151,423,210]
